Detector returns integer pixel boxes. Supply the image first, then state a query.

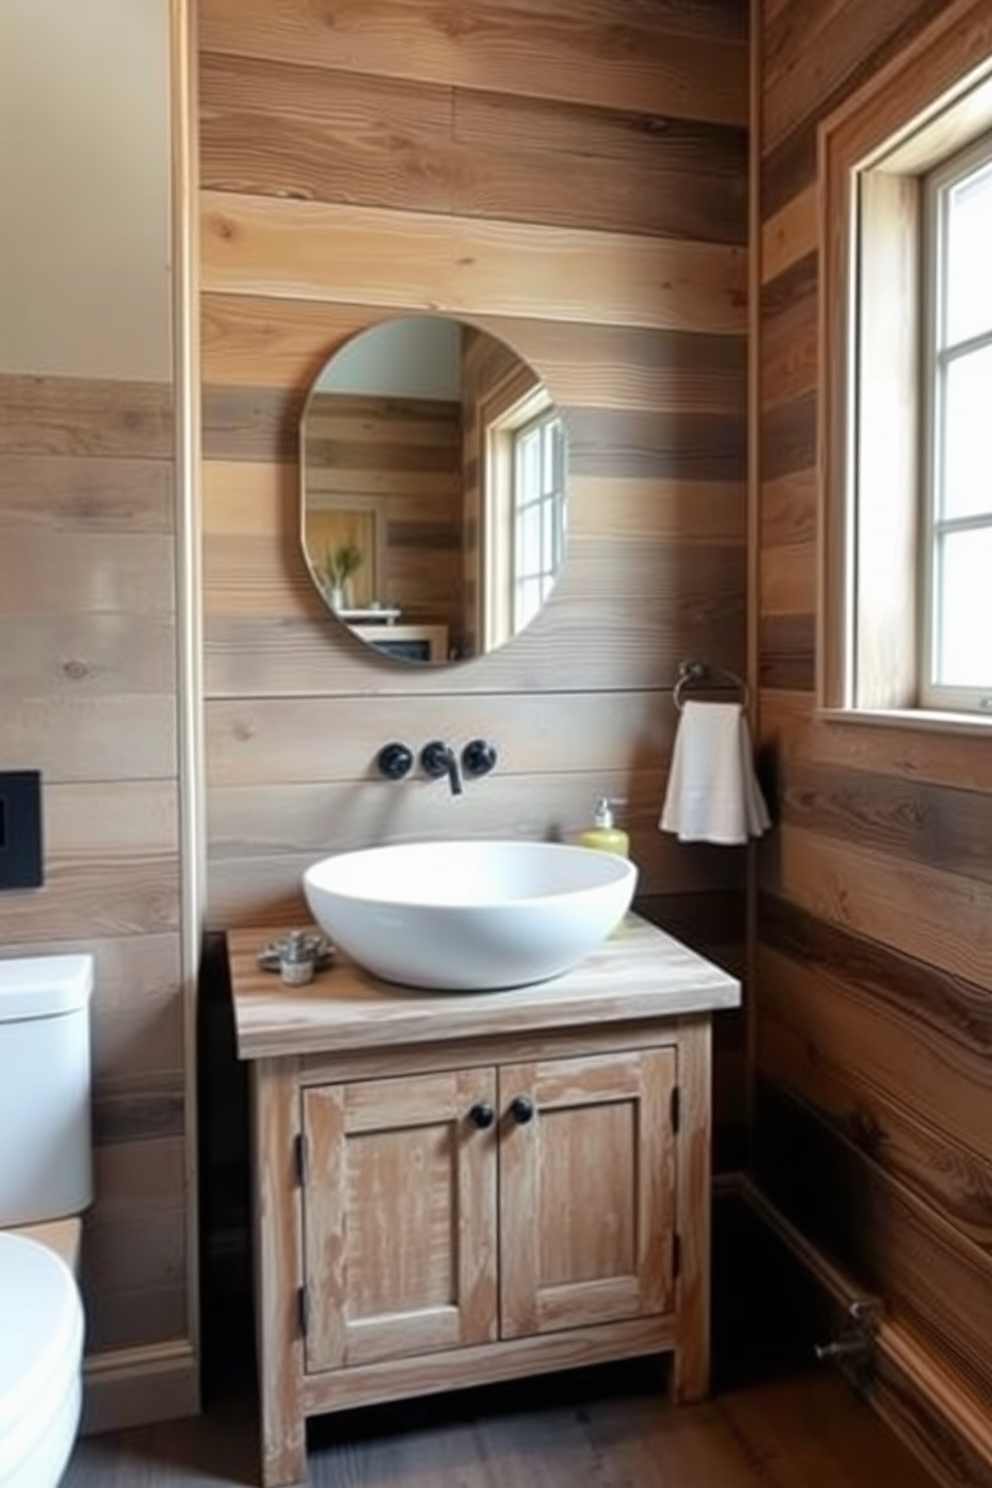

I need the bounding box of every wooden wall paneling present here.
[0,366,186,1367]
[754,1078,992,1410]
[203,295,748,416]
[755,0,992,1472]
[199,0,748,125]
[0,453,174,532]
[776,757,992,886]
[760,184,817,285]
[756,933,992,1246]
[205,771,746,930]
[759,253,817,410]
[761,0,949,153]
[200,50,746,244]
[763,825,992,994]
[0,374,173,460]
[198,0,749,1208]
[205,691,675,788]
[761,688,992,792]
[757,613,815,693]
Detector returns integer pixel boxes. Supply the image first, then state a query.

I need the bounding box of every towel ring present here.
[673,658,750,712]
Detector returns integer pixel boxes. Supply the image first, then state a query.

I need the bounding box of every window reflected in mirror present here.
[299,315,568,666]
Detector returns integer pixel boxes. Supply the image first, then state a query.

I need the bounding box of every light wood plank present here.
[761,183,817,283]
[763,824,992,995]
[201,192,747,334]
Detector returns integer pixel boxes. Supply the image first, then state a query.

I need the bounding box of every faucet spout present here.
[420,740,463,795]
[444,747,463,796]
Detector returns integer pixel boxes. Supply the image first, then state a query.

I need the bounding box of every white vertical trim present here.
[170,0,205,1401]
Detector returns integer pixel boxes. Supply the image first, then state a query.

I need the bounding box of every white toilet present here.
[0,955,94,1488]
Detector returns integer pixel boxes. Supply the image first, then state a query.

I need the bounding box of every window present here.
[511,409,566,633]
[819,0,992,723]
[921,136,992,710]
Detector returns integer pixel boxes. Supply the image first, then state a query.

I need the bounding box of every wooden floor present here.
[64,1358,939,1488]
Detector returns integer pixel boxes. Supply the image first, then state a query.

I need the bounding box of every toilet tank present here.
[0,955,94,1227]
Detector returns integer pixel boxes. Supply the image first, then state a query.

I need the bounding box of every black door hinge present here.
[670,1085,681,1134]
[672,1232,682,1281]
[298,1283,310,1337]
[295,1131,309,1186]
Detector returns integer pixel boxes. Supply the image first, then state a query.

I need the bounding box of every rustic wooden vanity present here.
[227,916,740,1488]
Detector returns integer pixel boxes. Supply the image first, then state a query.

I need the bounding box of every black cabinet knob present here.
[462,739,497,778]
[377,742,413,780]
[509,1095,535,1125]
[468,1102,495,1130]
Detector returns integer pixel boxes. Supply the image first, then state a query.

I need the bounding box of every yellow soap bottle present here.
[577,797,630,858]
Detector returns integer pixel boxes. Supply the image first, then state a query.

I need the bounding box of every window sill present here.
[817,705,992,737]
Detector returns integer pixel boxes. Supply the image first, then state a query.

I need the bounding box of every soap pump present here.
[578,797,630,858]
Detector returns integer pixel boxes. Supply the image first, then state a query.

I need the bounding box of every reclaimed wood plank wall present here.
[199,0,750,1165]
[0,0,190,1376]
[754,0,992,1471]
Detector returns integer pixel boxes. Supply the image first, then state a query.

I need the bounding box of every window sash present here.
[512,411,565,632]
[920,131,992,711]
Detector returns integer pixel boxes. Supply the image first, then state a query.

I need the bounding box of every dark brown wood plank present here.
[776,759,992,887]
[0,374,173,459]
[568,408,745,483]
[200,50,748,243]
[758,612,815,692]
[758,391,816,482]
[199,0,748,126]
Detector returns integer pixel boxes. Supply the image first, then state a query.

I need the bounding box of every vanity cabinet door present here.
[498,1047,677,1339]
[301,1069,499,1372]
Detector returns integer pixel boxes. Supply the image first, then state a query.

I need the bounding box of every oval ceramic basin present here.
[303,840,638,991]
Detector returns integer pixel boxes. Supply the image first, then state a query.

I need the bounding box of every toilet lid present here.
[0,1234,83,1442]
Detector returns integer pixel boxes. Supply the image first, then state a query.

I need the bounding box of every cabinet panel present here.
[302,1069,498,1370]
[499,1047,677,1338]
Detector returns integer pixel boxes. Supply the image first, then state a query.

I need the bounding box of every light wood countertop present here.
[228,914,740,1061]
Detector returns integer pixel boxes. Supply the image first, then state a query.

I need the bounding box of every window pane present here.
[945,160,992,346]
[942,343,992,520]
[935,526,992,686]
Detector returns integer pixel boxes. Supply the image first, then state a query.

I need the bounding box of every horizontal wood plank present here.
[761,824,992,994]
[201,192,748,334]
[200,0,748,125]
[200,50,747,242]
[0,374,172,459]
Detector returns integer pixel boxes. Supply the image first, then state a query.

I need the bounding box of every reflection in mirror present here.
[300,315,567,665]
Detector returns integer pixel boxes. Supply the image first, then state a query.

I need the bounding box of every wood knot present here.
[63,659,89,681]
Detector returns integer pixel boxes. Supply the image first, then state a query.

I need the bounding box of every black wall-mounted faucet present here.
[378,739,497,794]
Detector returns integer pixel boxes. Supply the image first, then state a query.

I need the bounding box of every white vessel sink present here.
[303,840,638,991]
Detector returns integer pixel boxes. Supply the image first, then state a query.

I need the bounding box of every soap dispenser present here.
[578,797,630,858]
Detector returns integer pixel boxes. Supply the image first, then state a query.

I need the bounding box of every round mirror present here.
[300,315,568,665]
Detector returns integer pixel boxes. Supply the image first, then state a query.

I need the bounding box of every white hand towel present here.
[660,700,771,845]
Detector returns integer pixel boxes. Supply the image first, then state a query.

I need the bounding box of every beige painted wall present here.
[0,0,171,380]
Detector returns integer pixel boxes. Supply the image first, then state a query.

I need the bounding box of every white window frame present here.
[919,132,992,712]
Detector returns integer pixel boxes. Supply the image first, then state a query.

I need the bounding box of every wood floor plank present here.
[65,1366,939,1488]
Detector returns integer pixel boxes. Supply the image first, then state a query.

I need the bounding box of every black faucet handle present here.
[421,740,463,795]
[421,740,453,778]
[377,742,414,780]
[462,739,497,778]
